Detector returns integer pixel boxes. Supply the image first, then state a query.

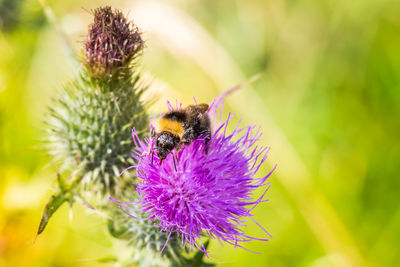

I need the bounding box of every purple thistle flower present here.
[111,99,276,256]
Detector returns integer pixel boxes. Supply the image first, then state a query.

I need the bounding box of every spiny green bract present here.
[47,73,149,204]
[109,212,184,265]
[108,210,214,267]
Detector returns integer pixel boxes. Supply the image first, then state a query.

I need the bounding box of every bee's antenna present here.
[151,150,154,166]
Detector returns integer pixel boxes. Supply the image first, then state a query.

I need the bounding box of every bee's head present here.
[156,132,178,160]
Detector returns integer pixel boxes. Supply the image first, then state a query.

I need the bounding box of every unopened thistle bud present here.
[85,6,144,80]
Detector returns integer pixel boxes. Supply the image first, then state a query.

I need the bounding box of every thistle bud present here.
[85,6,144,79]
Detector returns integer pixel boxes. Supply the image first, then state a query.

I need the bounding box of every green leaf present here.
[107,219,128,239]
[37,190,70,235]
[188,240,215,267]
[172,240,215,267]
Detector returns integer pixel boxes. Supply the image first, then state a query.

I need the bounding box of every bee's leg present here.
[148,130,157,164]
[175,142,182,152]
[197,113,211,154]
[144,136,155,157]
[159,158,163,166]
[172,145,181,167]
[200,130,211,154]
[144,142,154,165]
[172,153,177,172]
[205,138,210,154]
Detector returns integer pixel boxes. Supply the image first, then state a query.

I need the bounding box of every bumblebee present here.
[150,103,211,168]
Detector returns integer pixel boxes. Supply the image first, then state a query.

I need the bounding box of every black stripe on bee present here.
[162,110,187,122]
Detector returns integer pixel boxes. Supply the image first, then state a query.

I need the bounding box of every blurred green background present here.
[1,0,400,266]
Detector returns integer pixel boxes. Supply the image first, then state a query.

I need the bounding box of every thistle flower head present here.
[85,6,143,79]
[112,100,276,255]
